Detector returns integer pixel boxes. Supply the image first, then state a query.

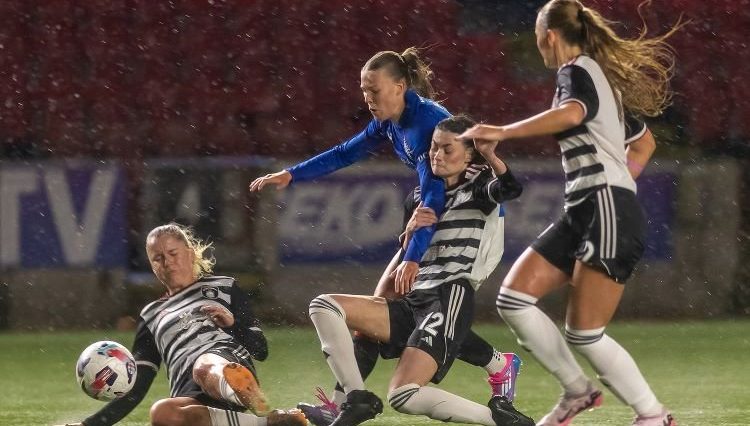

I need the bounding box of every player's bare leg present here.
[192,353,269,415]
[193,353,269,414]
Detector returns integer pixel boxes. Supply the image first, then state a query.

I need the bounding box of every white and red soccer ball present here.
[76,341,137,401]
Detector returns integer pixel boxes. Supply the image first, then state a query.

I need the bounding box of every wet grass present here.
[1,320,748,425]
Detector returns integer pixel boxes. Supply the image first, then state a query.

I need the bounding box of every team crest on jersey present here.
[201,285,219,299]
[177,310,193,330]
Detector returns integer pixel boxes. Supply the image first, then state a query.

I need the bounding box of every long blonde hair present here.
[539,0,685,117]
[146,223,215,279]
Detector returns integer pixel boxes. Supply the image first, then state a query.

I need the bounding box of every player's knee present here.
[309,294,346,320]
[495,286,537,319]
[387,383,421,414]
[191,356,213,387]
[150,398,186,426]
[564,325,606,349]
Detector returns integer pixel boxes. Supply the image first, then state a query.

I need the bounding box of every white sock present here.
[309,295,365,393]
[332,389,347,406]
[388,384,495,425]
[484,350,508,375]
[566,327,663,417]
[208,407,267,426]
[218,374,244,406]
[497,287,589,395]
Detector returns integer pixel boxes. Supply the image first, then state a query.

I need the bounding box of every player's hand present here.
[249,170,292,192]
[456,124,507,143]
[473,138,499,157]
[402,203,438,249]
[405,203,438,234]
[201,305,235,328]
[394,261,419,295]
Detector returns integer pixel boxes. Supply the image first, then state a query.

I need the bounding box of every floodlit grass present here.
[1,320,748,425]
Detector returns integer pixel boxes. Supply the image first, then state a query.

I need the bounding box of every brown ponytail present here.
[363,47,436,100]
[540,0,686,117]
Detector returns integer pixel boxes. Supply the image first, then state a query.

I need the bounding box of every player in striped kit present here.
[307,115,533,426]
[61,223,305,426]
[457,1,682,425]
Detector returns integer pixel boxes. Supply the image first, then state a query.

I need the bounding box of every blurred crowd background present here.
[2,0,749,159]
[1,0,749,328]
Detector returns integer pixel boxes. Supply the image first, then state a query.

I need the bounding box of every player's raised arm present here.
[473,138,523,203]
[248,120,385,192]
[457,100,586,144]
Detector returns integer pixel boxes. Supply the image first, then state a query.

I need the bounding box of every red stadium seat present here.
[225,1,280,115]
[149,114,203,157]
[0,3,30,139]
[404,0,461,45]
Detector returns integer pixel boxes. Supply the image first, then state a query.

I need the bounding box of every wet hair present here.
[146,223,215,278]
[539,0,685,117]
[436,115,485,164]
[363,47,436,99]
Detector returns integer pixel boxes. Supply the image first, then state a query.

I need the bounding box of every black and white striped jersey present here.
[408,165,523,292]
[131,275,267,397]
[553,54,646,207]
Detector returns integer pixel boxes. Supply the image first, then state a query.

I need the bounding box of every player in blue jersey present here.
[250,47,449,279]
[457,1,681,425]
[250,48,524,425]
[57,223,305,426]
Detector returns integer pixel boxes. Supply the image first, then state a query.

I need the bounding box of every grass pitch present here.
[0,320,747,425]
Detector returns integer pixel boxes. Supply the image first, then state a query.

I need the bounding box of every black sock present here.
[457,329,495,367]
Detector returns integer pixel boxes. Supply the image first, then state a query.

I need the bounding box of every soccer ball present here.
[76,341,137,401]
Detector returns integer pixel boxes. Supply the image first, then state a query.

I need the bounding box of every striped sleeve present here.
[557,64,599,123]
[131,317,161,371]
[228,283,268,361]
[624,114,647,145]
[472,167,523,205]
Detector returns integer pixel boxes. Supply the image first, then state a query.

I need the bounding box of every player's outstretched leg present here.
[329,389,383,426]
[223,362,270,415]
[536,382,603,426]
